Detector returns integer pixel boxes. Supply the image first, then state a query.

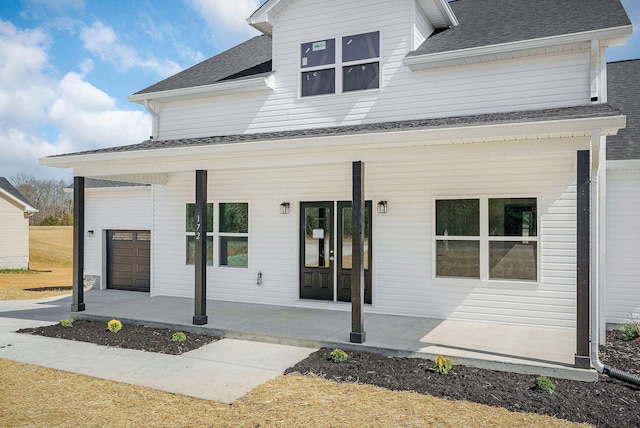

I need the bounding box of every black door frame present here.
[337,200,372,304]
[299,202,334,300]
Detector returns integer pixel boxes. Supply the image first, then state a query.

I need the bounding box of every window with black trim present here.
[186,203,213,266]
[435,197,537,281]
[300,31,379,97]
[219,203,249,268]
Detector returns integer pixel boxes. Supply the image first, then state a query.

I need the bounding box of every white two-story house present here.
[42,0,633,366]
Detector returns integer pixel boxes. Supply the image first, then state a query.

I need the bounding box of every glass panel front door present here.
[300,202,334,300]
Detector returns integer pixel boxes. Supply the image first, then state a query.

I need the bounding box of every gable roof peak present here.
[249,0,458,36]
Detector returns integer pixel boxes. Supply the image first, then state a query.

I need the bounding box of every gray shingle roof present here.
[0,177,35,208]
[607,59,640,160]
[52,104,621,157]
[408,0,631,57]
[134,35,272,95]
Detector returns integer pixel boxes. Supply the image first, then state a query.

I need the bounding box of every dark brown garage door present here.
[107,230,150,292]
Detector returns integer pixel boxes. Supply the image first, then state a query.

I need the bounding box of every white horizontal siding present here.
[151,148,578,328]
[413,3,433,49]
[156,0,591,140]
[0,198,29,269]
[605,168,640,324]
[84,187,152,289]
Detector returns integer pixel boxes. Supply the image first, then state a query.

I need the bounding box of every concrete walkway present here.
[0,289,597,396]
[0,295,315,403]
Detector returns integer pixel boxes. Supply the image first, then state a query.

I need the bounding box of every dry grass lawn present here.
[0,359,589,428]
[0,227,591,427]
[0,226,72,300]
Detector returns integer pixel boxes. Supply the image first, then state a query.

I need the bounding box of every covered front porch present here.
[71,289,596,382]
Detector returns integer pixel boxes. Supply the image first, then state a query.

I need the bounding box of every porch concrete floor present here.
[66,290,596,382]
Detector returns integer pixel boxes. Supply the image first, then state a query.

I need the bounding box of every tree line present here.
[10,173,73,226]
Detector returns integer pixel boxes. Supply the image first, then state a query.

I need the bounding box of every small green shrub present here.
[329,348,348,363]
[171,332,187,342]
[533,376,556,394]
[621,323,640,341]
[107,319,122,333]
[59,319,73,328]
[433,355,452,375]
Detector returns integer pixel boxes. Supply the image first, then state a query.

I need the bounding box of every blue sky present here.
[0,0,638,181]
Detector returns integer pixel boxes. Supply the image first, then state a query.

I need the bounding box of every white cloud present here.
[187,0,261,44]
[0,21,56,131]
[48,72,151,153]
[80,20,182,78]
[0,20,150,180]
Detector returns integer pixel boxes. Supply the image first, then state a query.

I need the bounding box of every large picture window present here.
[435,197,538,281]
[300,31,379,97]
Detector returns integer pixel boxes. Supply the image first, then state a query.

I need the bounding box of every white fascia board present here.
[607,159,640,171]
[404,25,633,71]
[128,74,275,104]
[247,0,294,35]
[416,0,458,28]
[0,189,38,213]
[39,114,626,172]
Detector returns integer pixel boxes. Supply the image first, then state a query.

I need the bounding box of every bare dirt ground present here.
[0,226,72,300]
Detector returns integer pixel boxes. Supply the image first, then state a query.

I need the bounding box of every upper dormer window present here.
[301,31,380,97]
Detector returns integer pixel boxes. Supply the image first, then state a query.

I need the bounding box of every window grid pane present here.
[220,237,248,268]
[489,198,537,237]
[436,240,480,278]
[219,203,248,233]
[342,31,380,63]
[186,236,213,266]
[489,241,537,281]
[343,62,379,92]
[301,39,335,68]
[435,199,480,236]
[301,69,335,97]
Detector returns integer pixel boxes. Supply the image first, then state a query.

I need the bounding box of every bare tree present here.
[10,173,72,225]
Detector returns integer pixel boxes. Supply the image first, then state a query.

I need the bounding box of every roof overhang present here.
[249,0,457,36]
[128,73,275,104]
[40,112,626,180]
[404,25,633,71]
[416,0,458,28]
[0,188,38,216]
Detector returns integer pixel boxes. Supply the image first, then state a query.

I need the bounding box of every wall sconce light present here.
[377,200,388,214]
[280,202,290,214]
[87,230,94,237]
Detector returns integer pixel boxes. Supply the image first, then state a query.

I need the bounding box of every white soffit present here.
[247,0,296,36]
[416,0,458,28]
[405,25,633,71]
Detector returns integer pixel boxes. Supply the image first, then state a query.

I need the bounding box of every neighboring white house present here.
[0,177,38,270]
[605,59,640,326]
[41,0,633,363]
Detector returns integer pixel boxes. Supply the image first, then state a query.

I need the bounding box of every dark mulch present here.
[18,320,220,355]
[286,330,640,428]
[17,321,639,427]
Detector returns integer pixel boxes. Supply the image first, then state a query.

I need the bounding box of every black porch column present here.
[193,170,208,325]
[350,161,366,343]
[575,150,590,368]
[71,176,85,312]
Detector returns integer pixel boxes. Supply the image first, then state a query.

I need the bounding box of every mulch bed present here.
[17,320,220,355]
[285,330,640,428]
[17,321,639,427]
